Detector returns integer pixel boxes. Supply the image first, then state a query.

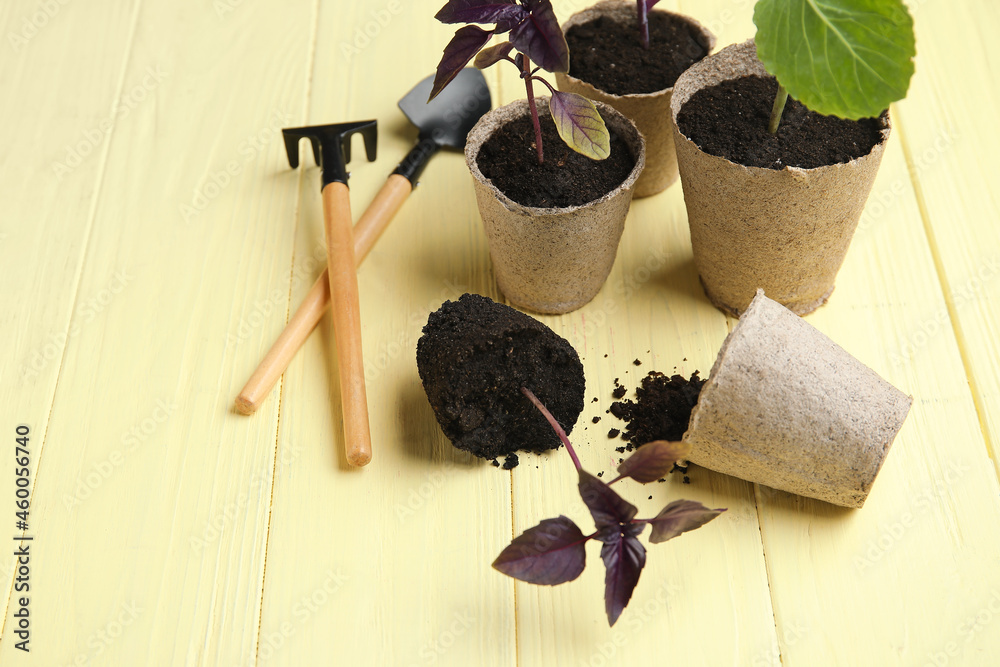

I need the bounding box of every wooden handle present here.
[322,181,371,466]
[354,174,412,262]
[236,175,412,415]
[234,276,330,415]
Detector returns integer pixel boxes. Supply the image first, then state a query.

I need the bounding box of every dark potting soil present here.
[476,112,635,208]
[609,371,704,447]
[565,13,709,95]
[416,293,585,464]
[676,75,886,170]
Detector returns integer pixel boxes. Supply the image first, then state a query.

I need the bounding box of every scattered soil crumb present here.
[609,370,705,445]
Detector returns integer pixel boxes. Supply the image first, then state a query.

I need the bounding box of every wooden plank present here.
[756,135,1000,666]
[0,0,314,663]
[893,0,1000,472]
[254,3,517,665]
[0,0,139,636]
[495,2,779,664]
[682,0,1000,663]
[3,0,998,665]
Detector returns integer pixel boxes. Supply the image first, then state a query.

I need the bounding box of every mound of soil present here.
[416,294,585,462]
[609,370,705,447]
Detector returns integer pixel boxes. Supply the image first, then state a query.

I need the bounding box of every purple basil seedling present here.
[430,0,611,164]
[637,0,661,49]
[493,387,725,626]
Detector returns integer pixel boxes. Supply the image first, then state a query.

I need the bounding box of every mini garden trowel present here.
[236,69,491,416]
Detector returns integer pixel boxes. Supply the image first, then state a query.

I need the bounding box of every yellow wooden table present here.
[2,0,998,664]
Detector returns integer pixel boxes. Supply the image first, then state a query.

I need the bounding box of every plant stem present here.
[533,75,561,99]
[521,387,580,470]
[522,56,544,164]
[768,83,788,134]
[638,1,650,49]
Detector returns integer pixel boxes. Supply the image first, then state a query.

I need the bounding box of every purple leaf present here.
[509,0,569,72]
[429,25,494,102]
[599,529,646,626]
[548,91,611,160]
[578,470,637,530]
[648,500,725,544]
[435,0,527,32]
[474,41,514,69]
[616,440,692,484]
[641,0,661,11]
[492,516,589,585]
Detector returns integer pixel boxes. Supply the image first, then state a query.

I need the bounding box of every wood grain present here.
[1,0,313,663]
[2,0,999,665]
[254,3,516,666]
[894,0,1000,473]
[0,0,142,645]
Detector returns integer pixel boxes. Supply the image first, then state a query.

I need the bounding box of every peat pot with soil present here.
[431,0,646,314]
[556,0,714,197]
[671,0,916,316]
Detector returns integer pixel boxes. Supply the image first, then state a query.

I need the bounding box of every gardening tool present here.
[235,69,491,416]
[278,119,377,467]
